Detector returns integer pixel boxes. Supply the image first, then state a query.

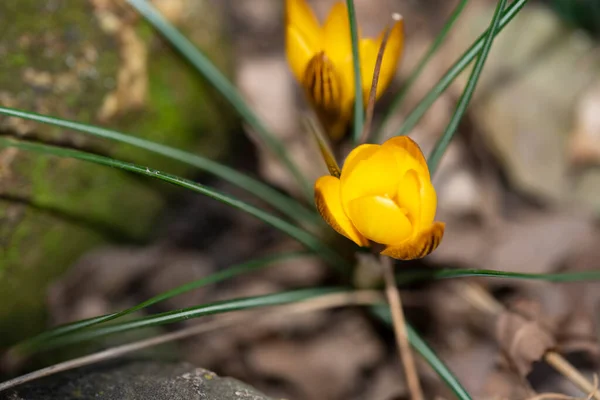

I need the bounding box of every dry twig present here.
[380,255,424,400]
[359,22,392,144]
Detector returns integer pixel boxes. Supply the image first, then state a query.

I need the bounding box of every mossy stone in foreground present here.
[0,0,236,345]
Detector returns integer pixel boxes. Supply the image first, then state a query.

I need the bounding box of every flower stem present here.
[380,255,423,400]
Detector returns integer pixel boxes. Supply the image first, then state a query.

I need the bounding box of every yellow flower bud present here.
[285,0,404,140]
[315,137,445,260]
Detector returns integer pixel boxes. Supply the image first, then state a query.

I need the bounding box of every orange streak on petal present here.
[285,0,321,83]
[286,25,319,83]
[303,53,343,121]
[381,221,445,260]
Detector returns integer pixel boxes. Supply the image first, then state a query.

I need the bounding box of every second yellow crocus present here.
[285,0,404,140]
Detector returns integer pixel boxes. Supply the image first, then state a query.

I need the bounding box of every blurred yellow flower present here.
[315,137,444,260]
[285,0,404,140]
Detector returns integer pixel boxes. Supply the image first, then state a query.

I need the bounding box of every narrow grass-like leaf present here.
[127,0,312,199]
[427,0,507,175]
[397,268,600,285]
[346,0,365,144]
[0,138,348,271]
[372,306,472,400]
[303,115,341,178]
[0,106,320,226]
[33,287,348,350]
[396,0,529,137]
[372,0,469,143]
[406,323,473,400]
[15,251,310,354]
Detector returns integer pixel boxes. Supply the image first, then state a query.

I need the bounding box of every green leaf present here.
[427,0,508,174]
[127,0,312,200]
[397,268,600,284]
[304,115,341,178]
[15,251,310,354]
[0,106,320,226]
[33,287,349,350]
[0,138,348,272]
[406,323,473,400]
[372,306,473,400]
[395,0,529,137]
[346,0,364,144]
[372,0,470,143]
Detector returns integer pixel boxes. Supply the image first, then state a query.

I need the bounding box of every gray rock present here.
[1,361,275,400]
[445,4,600,208]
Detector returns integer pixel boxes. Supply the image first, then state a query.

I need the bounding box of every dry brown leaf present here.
[483,368,533,399]
[246,311,384,400]
[557,311,600,358]
[496,311,556,377]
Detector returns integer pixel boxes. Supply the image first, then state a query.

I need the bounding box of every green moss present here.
[0,1,119,124]
[0,201,105,346]
[7,53,27,68]
[112,21,236,174]
[0,0,235,345]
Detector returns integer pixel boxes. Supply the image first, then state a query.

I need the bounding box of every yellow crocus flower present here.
[285,0,404,140]
[315,137,444,260]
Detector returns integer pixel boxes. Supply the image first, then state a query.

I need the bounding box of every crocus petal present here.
[347,195,413,245]
[286,0,321,43]
[358,37,379,99]
[323,2,355,121]
[381,221,445,260]
[396,169,421,227]
[340,146,400,214]
[418,176,437,228]
[340,143,380,178]
[315,175,369,247]
[285,0,321,83]
[377,19,405,97]
[383,136,429,178]
[323,2,353,73]
[358,18,403,101]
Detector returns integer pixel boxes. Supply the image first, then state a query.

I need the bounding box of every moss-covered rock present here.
[0,0,236,345]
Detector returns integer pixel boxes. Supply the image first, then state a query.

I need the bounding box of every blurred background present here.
[1,0,600,399]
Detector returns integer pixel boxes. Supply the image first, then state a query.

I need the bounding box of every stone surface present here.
[446,4,600,208]
[0,0,235,345]
[1,361,275,400]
